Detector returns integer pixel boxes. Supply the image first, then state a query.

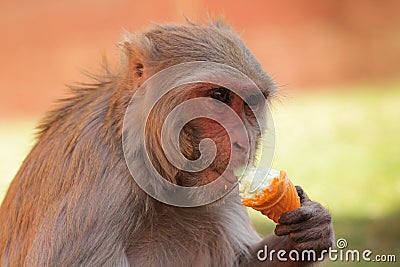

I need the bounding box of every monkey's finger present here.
[295,185,311,204]
[289,226,332,243]
[275,210,331,236]
[275,220,306,236]
[277,205,314,225]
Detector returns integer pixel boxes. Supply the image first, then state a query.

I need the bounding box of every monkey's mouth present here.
[215,168,238,184]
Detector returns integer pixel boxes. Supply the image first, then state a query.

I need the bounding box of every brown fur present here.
[0,21,333,267]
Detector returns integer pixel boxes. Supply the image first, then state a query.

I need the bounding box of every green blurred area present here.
[1,82,399,266]
[0,119,37,199]
[255,81,400,266]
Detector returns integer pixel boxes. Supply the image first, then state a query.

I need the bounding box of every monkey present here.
[0,20,334,266]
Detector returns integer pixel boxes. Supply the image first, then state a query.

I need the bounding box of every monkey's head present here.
[121,21,276,206]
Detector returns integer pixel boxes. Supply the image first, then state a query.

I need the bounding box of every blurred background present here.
[0,0,399,265]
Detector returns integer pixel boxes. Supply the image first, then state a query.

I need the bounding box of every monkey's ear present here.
[118,33,151,91]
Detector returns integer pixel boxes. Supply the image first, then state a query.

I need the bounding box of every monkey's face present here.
[146,83,267,188]
[122,23,276,205]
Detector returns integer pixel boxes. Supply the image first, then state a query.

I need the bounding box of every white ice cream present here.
[236,167,280,199]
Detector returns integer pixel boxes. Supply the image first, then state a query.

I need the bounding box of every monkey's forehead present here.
[122,22,277,98]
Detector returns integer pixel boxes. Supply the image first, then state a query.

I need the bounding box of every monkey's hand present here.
[274,186,334,262]
[239,186,334,267]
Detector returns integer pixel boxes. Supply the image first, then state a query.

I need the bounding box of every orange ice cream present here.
[238,168,301,223]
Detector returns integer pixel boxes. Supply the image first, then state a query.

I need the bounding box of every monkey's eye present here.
[209,88,231,104]
[245,94,260,107]
[244,94,264,118]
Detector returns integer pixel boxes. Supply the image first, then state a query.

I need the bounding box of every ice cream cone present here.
[241,170,300,223]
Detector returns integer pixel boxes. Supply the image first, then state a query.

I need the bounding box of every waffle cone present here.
[241,170,300,223]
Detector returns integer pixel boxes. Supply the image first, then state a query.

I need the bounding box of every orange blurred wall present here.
[1,0,399,117]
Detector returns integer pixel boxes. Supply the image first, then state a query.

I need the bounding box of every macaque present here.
[0,20,334,266]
